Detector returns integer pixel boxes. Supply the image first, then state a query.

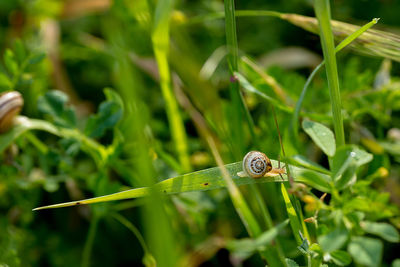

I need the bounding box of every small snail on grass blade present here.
[0,91,24,133]
[237,151,286,179]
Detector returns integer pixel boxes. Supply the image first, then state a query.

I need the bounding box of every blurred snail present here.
[0,91,23,133]
[237,151,286,178]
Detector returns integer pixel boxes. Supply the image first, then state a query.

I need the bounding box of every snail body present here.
[237,151,286,178]
[0,91,24,133]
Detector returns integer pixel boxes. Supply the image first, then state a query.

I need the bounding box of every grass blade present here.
[33,161,330,210]
[224,0,246,158]
[314,0,345,147]
[152,0,191,172]
[291,18,379,143]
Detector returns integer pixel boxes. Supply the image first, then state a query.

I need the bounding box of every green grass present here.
[314,0,345,148]
[1,0,399,266]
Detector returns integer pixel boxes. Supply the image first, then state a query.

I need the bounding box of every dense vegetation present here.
[0,0,399,266]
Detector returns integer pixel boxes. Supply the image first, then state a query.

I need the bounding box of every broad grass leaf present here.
[348,236,383,267]
[33,162,329,210]
[281,183,307,246]
[302,119,335,157]
[361,221,400,243]
[318,228,348,253]
[330,250,352,266]
[38,90,77,128]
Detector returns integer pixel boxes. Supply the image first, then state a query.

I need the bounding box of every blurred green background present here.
[0,0,400,266]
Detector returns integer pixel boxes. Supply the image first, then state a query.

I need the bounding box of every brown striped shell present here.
[0,91,23,133]
[242,151,272,178]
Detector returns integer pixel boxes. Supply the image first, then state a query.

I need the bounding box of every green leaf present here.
[13,39,26,64]
[331,145,373,190]
[285,258,300,267]
[361,221,400,243]
[84,89,123,138]
[348,236,383,267]
[318,228,348,253]
[33,161,327,210]
[294,170,332,193]
[392,259,400,267]
[27,53,46,65]
[0,72,12,90]
[227,219,289,259]
[4,49,18,76]
[290,155,331,175]
[235,72,293,113]
[302,119,336,157]
[297,231,310,254]
[37,90,77,128]
[0,117,56,153]
[330,250,352,266]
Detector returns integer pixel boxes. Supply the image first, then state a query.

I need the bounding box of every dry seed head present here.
[281,14,400,62]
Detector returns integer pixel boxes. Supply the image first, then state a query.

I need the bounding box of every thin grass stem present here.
[314,0,345,147]
[152,0,191,172]
[112,213,150,255]
[81,216,99,267]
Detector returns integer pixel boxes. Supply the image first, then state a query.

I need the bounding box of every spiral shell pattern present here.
[0,91,23,133]
[242,151,272,178]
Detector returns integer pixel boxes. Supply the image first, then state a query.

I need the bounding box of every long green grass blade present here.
[224,0,246,158]
[314,0,345,147]
[152,0,191,172]
[281,184,310,245]
[33,161,329,210]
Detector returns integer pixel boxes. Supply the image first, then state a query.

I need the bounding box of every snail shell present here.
[0,91,24,133]
[238,151,272,178]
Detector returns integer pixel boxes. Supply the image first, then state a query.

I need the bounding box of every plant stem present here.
[290,18,378,146]
[152,0,191,173]
[224,2,284,265]
[224,0,245,158]
[112,213,150,255]
[81,216,99,267]
[314,0,345,147]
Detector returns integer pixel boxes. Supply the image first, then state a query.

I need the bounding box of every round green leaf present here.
[348,236,383,267]
[361,221,400,243]
[330,250,352,266]
[302,120,336,157]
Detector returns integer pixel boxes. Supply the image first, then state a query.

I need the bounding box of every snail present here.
[237,151,286,178]
[0,91,24,133]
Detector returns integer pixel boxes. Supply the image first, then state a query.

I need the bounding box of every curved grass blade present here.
[33,161,330,210]
[235,72,332,122]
